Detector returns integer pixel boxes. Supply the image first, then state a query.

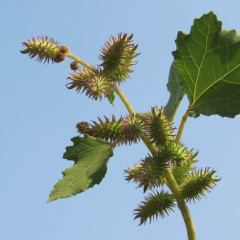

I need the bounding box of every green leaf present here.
[106,90,115,105]
[164,62,185,119]
[47,135,114,202]
[173,11,240,118]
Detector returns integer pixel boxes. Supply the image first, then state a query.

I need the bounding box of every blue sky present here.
[1,0,240,239]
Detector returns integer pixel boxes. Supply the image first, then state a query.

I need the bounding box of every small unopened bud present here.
[59,45,69,54]
[76,122,90,134]
[70,61,79,71]
[54,52,66,63]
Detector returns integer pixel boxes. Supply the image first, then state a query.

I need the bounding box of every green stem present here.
[113,85,158,154]
[176,110,189,142]
[112,85,135,115]
[66,52,95,71]
[114,86,196,240]
[65,52,196,240]
[164,171,196,240]
[166,109,194,239]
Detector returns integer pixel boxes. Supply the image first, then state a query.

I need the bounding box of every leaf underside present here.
[173,11,240,118]
[164,62,185,119]
[48,135,113,202]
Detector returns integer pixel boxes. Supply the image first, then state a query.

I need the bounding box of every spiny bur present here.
[99,33,139,84]
[125,153,169,192]
[181,168,220,203]
[121,114,146,144]
[171,152,197,185]
[146,107,174,147]
[67,68,114,100]
[79,115,123,143]
[134,191,175,225]
[20,36,65,63]
[161,141,192,166]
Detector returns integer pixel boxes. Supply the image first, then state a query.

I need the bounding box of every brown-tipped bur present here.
[20,36,59,63]
[76,122,90,134]
[59,45,69,54]
[70,61,79,71]
[87,115,123,143]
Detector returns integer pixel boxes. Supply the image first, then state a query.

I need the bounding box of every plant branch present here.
[113,86,158,154]
[112,85,135,115]
[164,170,196,240]
[66,51,196,240]
[66,52,95,71]
[113,86,196,240]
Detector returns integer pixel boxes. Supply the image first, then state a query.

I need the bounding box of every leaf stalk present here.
[176,110,189,142]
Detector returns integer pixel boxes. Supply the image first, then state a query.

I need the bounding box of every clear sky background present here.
[1,1,240,239]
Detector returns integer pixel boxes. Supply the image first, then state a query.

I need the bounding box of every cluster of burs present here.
[21,33,219,224]
[77,106,218,224]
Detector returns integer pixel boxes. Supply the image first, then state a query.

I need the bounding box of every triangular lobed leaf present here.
[48,135,114,202]
[173,11,240,118]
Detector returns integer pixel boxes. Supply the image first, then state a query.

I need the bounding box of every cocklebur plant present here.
[20,11,240,240]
